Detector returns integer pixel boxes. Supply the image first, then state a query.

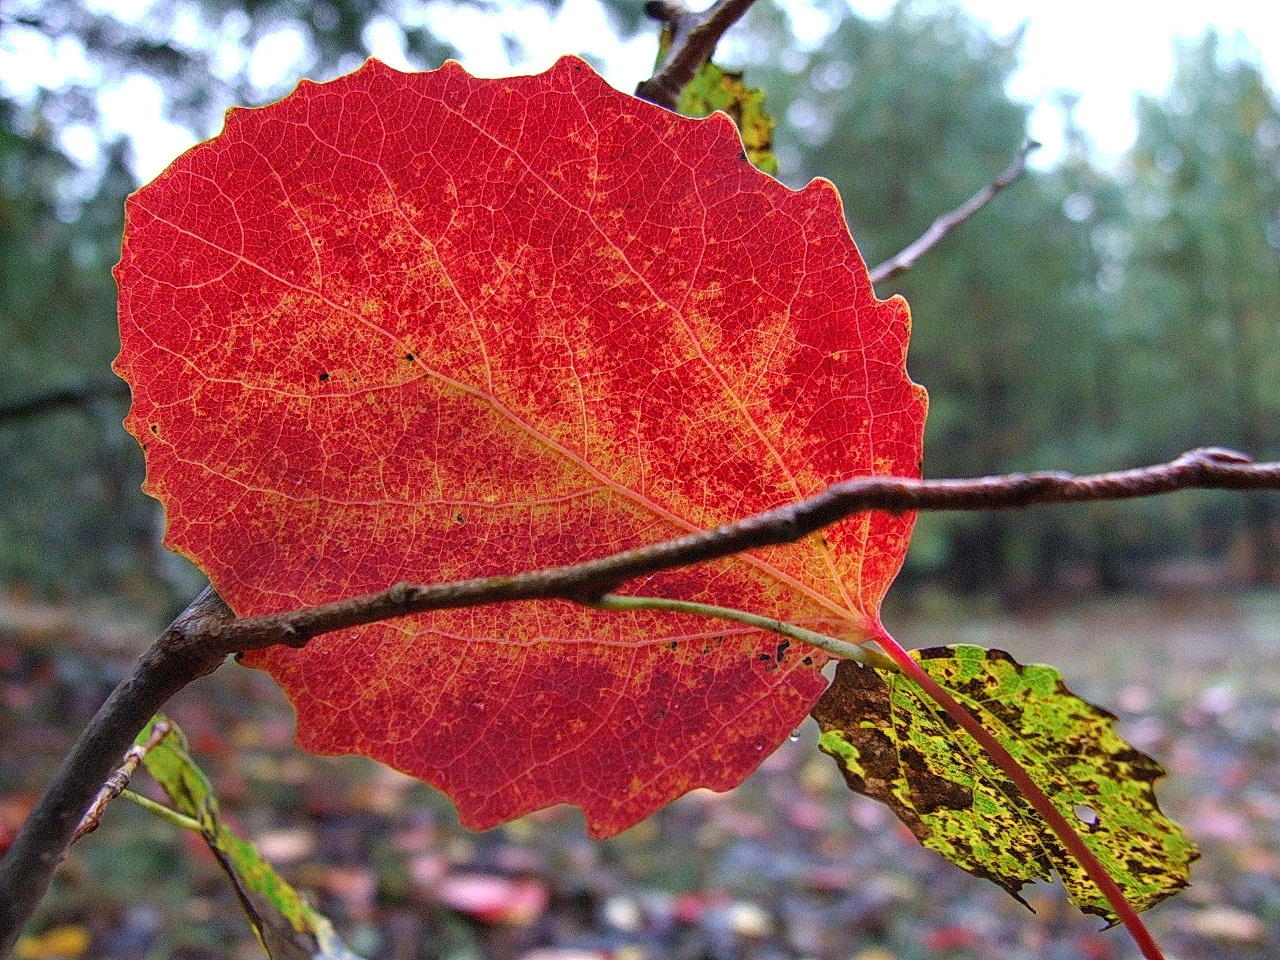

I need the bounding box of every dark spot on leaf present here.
[668,641,678,650]
[775,639,791,662]
[318,372,330,382]
[802,655,814,666]
[757,653,772,662]
[405,352,416,362]
[149,424,158,434]
[454,511,465,525]
[903,753,972,814]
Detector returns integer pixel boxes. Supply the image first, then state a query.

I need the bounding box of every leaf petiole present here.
[590,593,898,672]
[119,789,202,833]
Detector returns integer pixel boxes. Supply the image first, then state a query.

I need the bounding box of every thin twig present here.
[71,719,172,842]
[635,0,759,109]
[212,447,1280,654]
[870,140,1040,285]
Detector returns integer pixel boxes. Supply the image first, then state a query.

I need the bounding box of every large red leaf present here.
[114,57,926,837]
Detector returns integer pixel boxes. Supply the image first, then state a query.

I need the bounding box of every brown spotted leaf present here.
[812,644,1197,921]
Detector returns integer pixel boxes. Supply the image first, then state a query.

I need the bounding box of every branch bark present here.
[213,446,1280,653]
[870,140,1040,285]
[635,0,759,109]
[2,446,1277,952]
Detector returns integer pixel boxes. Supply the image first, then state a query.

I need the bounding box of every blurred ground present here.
[3,590,1279,960]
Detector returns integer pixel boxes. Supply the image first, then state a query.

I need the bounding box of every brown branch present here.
[870,140,1040,285]
[215,446,1279,653]
[2,446,1278,952]
[71,719,173,842]
[635,0,759,109]
[0,589,231,959]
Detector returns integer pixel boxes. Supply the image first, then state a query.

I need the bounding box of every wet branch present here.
[0,380,128,426]
[870,140,1040,285]
[0,589,231,959]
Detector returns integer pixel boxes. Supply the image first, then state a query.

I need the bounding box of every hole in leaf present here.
[1074,804,1100,826]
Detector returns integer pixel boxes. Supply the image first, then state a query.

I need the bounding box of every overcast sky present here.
[424,0,1280,167]
[2,0,1278,181]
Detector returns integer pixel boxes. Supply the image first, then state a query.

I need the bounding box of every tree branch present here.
[0,589,231,958]
[870,140,1040,285]
[635,0,759,109]
[2,446,1277,952]
[213,446,1280,653]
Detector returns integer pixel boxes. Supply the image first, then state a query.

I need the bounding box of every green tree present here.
[0,104,145,591]
[758,0,1112,595]
[1120,34,1280,583]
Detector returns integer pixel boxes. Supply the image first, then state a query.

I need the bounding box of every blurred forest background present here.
[2,2,1280,959]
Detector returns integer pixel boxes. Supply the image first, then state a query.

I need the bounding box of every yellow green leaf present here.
[657,32,779,174]
[811,646,1198,921]
[135,717,361,960]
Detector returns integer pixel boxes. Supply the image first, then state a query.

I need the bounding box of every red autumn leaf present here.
[114,56,926,837]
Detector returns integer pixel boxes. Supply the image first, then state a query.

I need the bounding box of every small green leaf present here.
[657,32,779,174]
[135,717,362,960]
[811,646,1198,921]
